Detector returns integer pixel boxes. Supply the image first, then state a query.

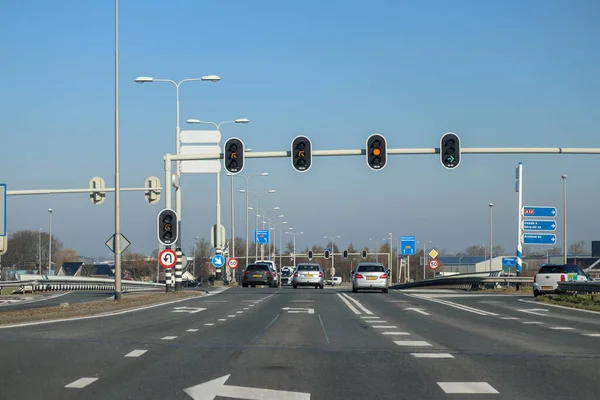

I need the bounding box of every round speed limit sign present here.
[429,259,440,270]
[228,258,239,269]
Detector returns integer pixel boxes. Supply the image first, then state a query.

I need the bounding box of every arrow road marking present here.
[184,374,311,400]
[404,307,430,315]
[282,307,315,314]
[173,307,207,314]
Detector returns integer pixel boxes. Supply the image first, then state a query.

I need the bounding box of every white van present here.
[326,276,342,286]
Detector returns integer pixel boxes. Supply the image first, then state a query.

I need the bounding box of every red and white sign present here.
[429,259,440,270]
[228,258,239,269]
[159,249,177,269]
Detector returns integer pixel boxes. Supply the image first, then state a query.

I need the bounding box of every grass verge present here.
[477,286,533,294]
[536,293,600,312]
[0,291,204,326]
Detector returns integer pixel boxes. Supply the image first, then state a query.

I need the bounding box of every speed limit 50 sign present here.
[428,259,440,270]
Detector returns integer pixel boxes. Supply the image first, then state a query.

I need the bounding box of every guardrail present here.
[0,274,164,293]
[391,271,533,291]
[557,281,600,296]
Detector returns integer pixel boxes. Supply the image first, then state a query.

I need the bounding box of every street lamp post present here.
[48,209,52,275]
[135,74,221,251]
[38,228,42,275]
[239,189,276,260]
[285,230,304,267]
[324,235,341,276]
[260,208,282,259]
[562,175,567,264]
[265,213,284,259]
[489,203,494,272]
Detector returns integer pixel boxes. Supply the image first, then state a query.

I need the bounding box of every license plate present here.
[253,274,262,278]
[367,276,377,280]
[305,274,313,278]
[542,286,553,290]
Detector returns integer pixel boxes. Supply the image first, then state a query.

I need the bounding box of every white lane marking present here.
[365,320,387,323]
[161,336,177,340]
[501,317,519,320]
[381,332,410,336]
[522,321,544,325]
[0,292,217,329]
[228,315,236,318]
[65,377,99,388]
[404,293,498,316]
[173,306,207,314]
[360,316,379,319]
[236,311,243,314]
[394,341,432,347]
[437,382,499,394]
[517,308,548,316]
[249,304,255,307]
[583,333,600,337]
[204,323,215,326]
[373,325,397,329]
[218,319,227,322]
[404,307,430,315]
[411,353,454,358]
[518,298,600,314]
[291,300,315,302]
[243,307,249,310]
[340,293,373,315]
[549,327,574,330]
[124,350,147,358]
[387,300,408,303]
[186,329,199,332]
[336,293,361,314]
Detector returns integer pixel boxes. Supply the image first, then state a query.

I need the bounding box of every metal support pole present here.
[562,175,568,264]
[113,0,122,300]
[245,185,249,268]
[38,228,42,275]
[48,210,52,275]
[164,155,172,209]
[516,163,523,278]
[489,203,494,272]
[230,174,236,283]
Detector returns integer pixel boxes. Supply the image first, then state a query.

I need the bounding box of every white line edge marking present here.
[411,353,454,358]
[518,298,600,314]
[373,326,397,329]
[501,317,519,320]
[549,327,574,330]
[340,293,373,314]
[336,293,361,314]
[0,292,216,329]
[65,377,99,388]
[205,323,215,326]
[360,316,379,319]
[125,350,147,357]
[161,336,177,340]
[186,329,199,332]
[583,333,600,337]
[218,319,226,321]
[404,293,498,316]
[437,382,499,394]
[394,340,432,347]
[522,321,544,324]
[365,320,387,323]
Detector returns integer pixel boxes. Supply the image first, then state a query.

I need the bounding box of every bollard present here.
[175,249,183,292]
[165,268,172,293]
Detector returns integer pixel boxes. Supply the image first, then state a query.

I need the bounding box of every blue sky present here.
[1,0,599,258]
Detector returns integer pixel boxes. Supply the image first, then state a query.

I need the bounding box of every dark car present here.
[242,264,276,288]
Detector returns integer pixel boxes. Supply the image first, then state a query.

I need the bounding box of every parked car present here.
[292,263,324,289]
[533,264,590,297]
[352,262,388,293]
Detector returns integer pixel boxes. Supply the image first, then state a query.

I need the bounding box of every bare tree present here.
[123,252,154,280]
[465,245,486,256]
[492,245,506,256]
[569,240,588,255]
[1,230,62,271]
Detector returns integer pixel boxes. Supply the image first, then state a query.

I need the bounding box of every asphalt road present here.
[0,286,599,399]
[0,291,116,311]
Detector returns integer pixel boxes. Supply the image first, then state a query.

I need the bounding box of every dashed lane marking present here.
[437,382,499,394]
[65,378,99,388]
[124,350,147,358]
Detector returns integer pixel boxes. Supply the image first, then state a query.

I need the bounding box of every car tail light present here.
[294,272,299,277]
[560,274,566,282]
[379,274,388,279]
[355,273,364,279]
[319,271,323,277]
[265,270,271,275]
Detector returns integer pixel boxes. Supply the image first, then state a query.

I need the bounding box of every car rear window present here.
[297,265,319,271]
[538,264,584,275]
[357,264,385,273]
[246,264,269,271]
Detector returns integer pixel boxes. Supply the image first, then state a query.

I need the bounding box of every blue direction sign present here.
[502,257,517,267]
[401,236,416,255]
[523,234,557,245]
[522,220,557,232]
[211,254,225,268]
[254,229,269,244]
[522,206,557,218]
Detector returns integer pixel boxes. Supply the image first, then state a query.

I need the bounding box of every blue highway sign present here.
[401,235,416,255]
[522,206,557,218]
[502,257,517,267]
[523,234,556,245]
[522,220,557,231]
[254,229,269,244]
[211,254,225,268]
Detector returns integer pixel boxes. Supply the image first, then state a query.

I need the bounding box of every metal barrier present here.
[557,281,600,295]
[0,274,164,293]
[391,271,533,290]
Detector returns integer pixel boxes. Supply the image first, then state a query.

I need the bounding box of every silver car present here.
[292,263,324,289]
[352,262,388,293]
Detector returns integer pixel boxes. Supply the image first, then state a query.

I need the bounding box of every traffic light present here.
[366,133,387,170]
[440,132,461,169]
[308,250,313,260]
[361,249,367,259]
[224,137,244,174]
[157,208,178,246]
[324,249,330,259]
[343,250,348,259]
[291,135,312,172]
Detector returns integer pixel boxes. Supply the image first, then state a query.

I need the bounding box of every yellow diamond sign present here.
[428,249,439,259]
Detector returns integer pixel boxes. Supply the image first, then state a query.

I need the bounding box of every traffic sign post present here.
[254,230,269,244]
[428,249,439,259]
[522,206,557,218]
[0,183,5,237]
[228,258,239,269]
[212,254,225,269]
[502,257,520,274]
[523,234,557,245]
[401,236,416,255]
[522,220,557,231]
[429,259,440,270]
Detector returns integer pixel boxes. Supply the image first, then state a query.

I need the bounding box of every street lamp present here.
[489,203,494,272]
[562,175,567,264]
[38,228,42,275]
[229,173,268,269]
[48,209,53,275]
[286,229,304,267]
[324,236,341,275]
[134,74,221,251]
[239,189,276,260]
[186,119,249,283]
[418,240,432,280]
[270,221,288,268]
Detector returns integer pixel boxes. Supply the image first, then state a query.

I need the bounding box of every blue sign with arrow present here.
[401,236,416,255]
[502,257,517,267]
[522,206,557,218]
[254,229,269,244]
[211,254,225,268]
[522,220,557,231]
[523,234,556,245]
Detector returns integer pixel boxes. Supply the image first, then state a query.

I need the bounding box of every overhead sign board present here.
[522,220,557,232]
[180,145,222,174]
[254,229,269,244]
[523,233,557,245]
[0,183,5,236]
[401,236,416,255]
[522,206,557,218]
[179,130,221,144]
